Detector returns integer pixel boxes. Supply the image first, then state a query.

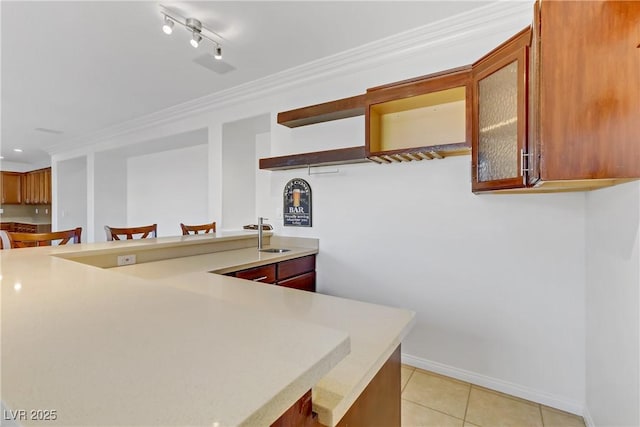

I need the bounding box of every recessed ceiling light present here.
[13,148,23,152]
[0,156,4,159]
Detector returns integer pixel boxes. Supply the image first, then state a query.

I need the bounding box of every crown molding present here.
[47,1,532,156]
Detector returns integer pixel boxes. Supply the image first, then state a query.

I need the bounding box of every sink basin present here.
[259,248,291,253]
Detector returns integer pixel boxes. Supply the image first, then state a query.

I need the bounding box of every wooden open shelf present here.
[368,86,467,153]
[277,94,366,128]
[259,146,369,170]
[265,67,473,170]
[366,66,472,160]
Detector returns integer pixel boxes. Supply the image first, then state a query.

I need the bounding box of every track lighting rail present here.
[159,5,224,59]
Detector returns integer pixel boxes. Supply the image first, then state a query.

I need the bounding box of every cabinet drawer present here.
[233,264,276,284]
[278,271,316,292]
[277,255,316,281]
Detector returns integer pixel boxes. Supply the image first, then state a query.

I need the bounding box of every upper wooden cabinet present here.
[0,167,51,205]
[365,66,472,164]
[473,0,640,193]
[536,0,640,186]
[472,29,530,192]
[1,172,22,204]
[22,168,52,205]
[269,0,640,193]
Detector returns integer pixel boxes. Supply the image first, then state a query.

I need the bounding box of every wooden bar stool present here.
[8,227,82,248]
[104,224,157,241]
[180,221,216,235]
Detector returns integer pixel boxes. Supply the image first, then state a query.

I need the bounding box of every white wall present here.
[255,132,272,221]
[585,182,640,427]
[94,151,127,242]
[264,155,587,412]
[221,115,270,229]
[0,161,34,173]
[222,125,257,229]
[127,144,208,237]
[56,156,87,234]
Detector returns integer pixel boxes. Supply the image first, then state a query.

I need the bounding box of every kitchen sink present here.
[259,248,291,253]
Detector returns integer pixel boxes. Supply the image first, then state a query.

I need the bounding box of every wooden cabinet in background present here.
[1,172,22,204]
[226,255,316,292]
[22,167,51,204]
[0,168,51,205]
[0,223,51,233]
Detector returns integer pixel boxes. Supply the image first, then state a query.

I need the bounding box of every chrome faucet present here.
[258,217,268,250]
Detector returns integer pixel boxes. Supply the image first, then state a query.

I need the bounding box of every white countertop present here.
[1,232,414,426]
[0,216,51,225]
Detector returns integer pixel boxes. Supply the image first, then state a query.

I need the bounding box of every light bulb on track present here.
[162,16,174,35]
[190,32,202,48]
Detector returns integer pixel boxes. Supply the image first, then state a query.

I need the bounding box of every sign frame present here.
[283,178,312,227]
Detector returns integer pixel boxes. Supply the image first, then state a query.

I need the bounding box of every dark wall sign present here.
[283,178,312,227]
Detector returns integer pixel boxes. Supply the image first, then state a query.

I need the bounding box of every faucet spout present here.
[258,217,268,250]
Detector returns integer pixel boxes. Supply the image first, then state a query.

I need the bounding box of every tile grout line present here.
[401,397,466,423]
[401,368,415,394]
[403,368,584,427]
[462,384,473,424]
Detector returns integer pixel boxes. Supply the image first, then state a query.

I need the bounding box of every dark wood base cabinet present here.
[270,345,402,427]
[271,390,318,427]
[226,255,316,292]
[335,345,401,427]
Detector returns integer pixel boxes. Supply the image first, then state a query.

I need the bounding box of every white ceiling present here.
[1,1,492,166]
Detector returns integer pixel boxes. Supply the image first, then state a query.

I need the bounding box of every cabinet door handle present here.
[252,276,268,282]
[520,149,532,184]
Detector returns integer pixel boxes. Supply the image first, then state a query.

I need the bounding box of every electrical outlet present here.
[117,254,136,266]
[35,208,39,214]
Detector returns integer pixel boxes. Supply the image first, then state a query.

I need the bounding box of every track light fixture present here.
[162,16,174,35]
[160,7,223,60]
[190,32,202,48]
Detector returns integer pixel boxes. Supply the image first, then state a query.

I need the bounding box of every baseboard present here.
[402,353,585,417]
[583,406,596,427]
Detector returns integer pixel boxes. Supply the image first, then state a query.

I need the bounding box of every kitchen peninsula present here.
[1,231,414,426]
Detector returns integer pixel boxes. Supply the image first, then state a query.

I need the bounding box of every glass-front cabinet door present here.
[472,28,531,192]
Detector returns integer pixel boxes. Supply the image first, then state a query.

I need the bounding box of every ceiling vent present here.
[193,54,236,74]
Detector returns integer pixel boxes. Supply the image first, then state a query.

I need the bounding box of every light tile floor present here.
[401,365,586,427]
